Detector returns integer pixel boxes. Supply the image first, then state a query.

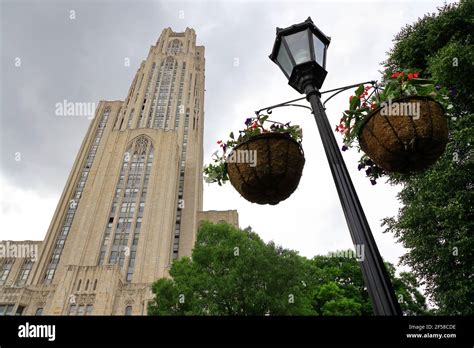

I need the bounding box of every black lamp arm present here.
[255,80,379,115]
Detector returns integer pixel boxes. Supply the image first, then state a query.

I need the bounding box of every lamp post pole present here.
[268,16,402,316]
[302,80,402,316]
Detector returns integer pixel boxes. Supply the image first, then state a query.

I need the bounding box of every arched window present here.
[125,306,132,316]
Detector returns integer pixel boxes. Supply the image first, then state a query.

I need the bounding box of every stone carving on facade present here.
[134,135,149,155]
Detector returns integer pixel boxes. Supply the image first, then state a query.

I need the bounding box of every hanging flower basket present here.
[336,69,453,184]
[226,132,305,205]
[203,115,304,205]
[358,96,448,173]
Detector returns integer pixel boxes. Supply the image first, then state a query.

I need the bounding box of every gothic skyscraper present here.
[0,28,238,316]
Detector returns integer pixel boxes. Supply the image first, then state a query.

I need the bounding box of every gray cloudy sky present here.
[0,0,455,270]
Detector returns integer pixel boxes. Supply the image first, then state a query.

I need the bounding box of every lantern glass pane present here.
[312,34,326,67]
[284,30,311,65]
[276,44,293,77]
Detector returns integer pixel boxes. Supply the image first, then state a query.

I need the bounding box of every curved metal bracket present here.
[255,96,311,116]
[255,80,380,116]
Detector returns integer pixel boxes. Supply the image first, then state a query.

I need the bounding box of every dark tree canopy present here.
[381,0,474,314]
[148,222,427,315]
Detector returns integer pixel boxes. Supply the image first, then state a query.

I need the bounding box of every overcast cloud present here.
[0,0,456,271]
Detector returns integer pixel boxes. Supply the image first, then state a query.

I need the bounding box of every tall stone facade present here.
[0,28,238,316]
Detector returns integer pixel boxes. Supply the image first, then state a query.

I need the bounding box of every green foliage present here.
[427,40,474,112]
[383,1,473,74]
[308,254,372,315]
[148,222,427,316]
[381,0,474,314]
[202,162,228,186]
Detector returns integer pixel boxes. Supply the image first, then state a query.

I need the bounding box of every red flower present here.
[408,73,414,80]
[413,72,420,78]
[391,71,405,79]
[217,140,222,144]
[251,122,258,129]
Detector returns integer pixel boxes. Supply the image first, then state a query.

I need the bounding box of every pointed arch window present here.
[98,136,154,283]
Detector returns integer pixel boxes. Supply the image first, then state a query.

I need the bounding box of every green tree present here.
[381,0,474,314]
[149,222,312,315]
[148,222,427,315]
[306,254,372,315]
[308,254,427,315]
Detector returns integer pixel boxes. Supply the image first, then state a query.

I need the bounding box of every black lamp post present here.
[269,17,402,316]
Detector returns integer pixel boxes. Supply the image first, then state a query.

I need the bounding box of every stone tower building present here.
[0,28,238,316]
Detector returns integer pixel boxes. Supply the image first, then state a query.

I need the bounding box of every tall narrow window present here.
[86,304,93,315]
[98,136,153,283]
[153,57,176,129]
[0,259,14,285]
[138,63,156,128]
[0,304,15,315]
[16,259,34,286]
[174,62,186,129]
[172,110,191,260]
[68,304,77,315]
[15,306,25,316]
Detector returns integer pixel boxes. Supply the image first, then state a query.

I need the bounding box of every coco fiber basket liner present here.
[358,96,448,173]
[226,132,305,205]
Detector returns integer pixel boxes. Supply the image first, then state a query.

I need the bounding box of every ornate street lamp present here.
[270,17,330,92]
[269,17,402,316]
